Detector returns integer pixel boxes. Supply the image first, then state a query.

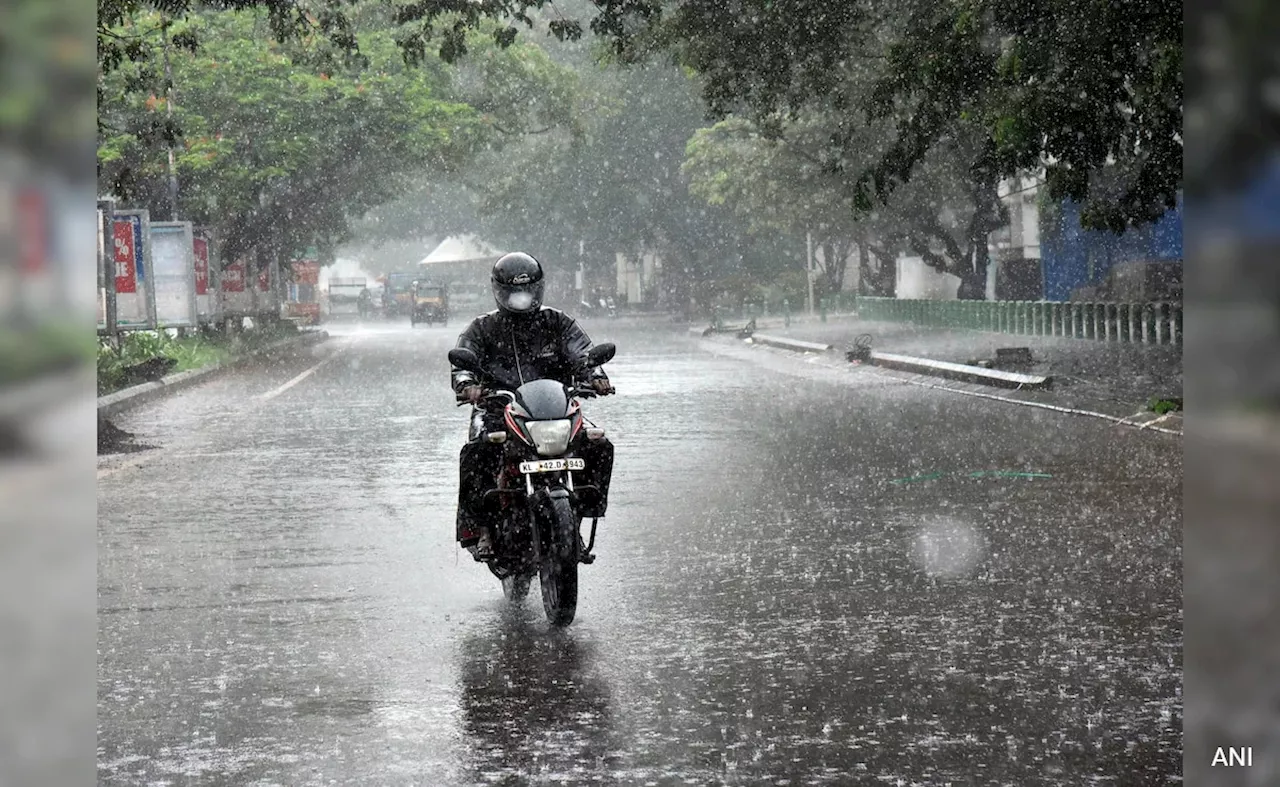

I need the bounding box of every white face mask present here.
[507,291,535,312]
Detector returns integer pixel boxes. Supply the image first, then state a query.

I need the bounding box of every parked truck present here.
[326,277,366,319]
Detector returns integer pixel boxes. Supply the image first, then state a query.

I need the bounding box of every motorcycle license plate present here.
[519,458,585,474]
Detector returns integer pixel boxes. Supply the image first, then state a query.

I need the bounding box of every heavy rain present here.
[89,0,1193,783]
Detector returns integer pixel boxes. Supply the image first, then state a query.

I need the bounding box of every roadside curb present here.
[868,351,1052,390]
[694,332,1179,435]
[747,331,1052,390]
[97,331,331,417]
[750,333,836,354]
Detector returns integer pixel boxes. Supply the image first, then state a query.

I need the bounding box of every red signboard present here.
[291,260,320,285]
[193,238,210,295]
[221,259,246,293]
[18,190,45,274]
[113,220,137,293]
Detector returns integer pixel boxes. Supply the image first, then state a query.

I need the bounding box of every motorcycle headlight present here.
[524,419,573,456]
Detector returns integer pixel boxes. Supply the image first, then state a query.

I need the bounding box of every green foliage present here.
[589,0,1182,235]
[98,8,542,269]
[2,0,96,174]
[96,324,301,394]
[349,57,773,310]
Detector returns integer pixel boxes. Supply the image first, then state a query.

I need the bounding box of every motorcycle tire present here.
[539,496,579,627]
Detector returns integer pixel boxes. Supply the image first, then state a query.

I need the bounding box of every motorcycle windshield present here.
[514,379,570,420]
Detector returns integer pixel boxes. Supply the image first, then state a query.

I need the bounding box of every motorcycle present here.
[447,342,617,626]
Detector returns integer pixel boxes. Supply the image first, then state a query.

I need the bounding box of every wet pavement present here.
[98,318,1181,785]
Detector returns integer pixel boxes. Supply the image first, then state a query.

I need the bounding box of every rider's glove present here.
[590,378,615,396]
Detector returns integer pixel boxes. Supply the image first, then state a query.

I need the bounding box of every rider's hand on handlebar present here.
[590,378,615,396]
[461,384,485,404]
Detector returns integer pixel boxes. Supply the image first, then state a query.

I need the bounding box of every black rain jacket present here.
[450,307,608,394]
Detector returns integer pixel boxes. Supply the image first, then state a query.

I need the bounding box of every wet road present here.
[98,318,1181,785]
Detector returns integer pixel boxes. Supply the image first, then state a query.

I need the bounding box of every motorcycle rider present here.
[451,252,616,559]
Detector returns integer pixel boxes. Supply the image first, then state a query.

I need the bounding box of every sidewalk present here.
[730,316,1183,423]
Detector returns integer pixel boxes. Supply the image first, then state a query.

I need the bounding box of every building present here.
[615,251,662,306]
[1039,197,1182,302]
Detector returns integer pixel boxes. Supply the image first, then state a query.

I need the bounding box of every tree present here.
[347,52,772,313]
[683,111,1012,298]
[684,117,874,297]
[587,0,1181,235]
[97,8,573,269]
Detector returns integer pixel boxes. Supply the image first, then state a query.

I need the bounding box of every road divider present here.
[97,330,330,416]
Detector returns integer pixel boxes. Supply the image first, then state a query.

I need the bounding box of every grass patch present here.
[1147,396,1184,415]
[97,321,303,395]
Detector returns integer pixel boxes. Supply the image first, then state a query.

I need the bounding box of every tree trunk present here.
[861,234,897,297]
[956,244,988,300]
[820,239,849,294]
[957,146,1004,301]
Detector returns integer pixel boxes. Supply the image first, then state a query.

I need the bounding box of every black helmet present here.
[491,252,545,316]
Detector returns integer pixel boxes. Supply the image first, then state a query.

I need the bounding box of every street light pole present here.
[806,230,815,316]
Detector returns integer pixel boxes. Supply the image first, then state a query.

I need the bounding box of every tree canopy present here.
[586,0,1182,235]
[97,6,575,267]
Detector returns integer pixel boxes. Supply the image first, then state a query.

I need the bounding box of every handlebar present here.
[454,384,614,406]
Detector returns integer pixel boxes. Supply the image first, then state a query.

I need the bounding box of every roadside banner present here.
[192,232,220,321]
[149,221,199,328]
[221,257,252,314]
[112,210,156,329]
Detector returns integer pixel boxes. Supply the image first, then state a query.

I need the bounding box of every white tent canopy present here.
[418,235,507,265]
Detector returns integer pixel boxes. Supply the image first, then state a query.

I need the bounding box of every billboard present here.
[221,257,252,314]
[149,222,199,328]
[112,210,156,329]
[192,233,220,321]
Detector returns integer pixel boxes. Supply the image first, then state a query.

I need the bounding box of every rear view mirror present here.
[586,343,616,367]
[448,347,482,373]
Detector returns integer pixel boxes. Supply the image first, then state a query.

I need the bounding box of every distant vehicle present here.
[410,281,448,326]
[327,277,366,318]
[382,272,416,318]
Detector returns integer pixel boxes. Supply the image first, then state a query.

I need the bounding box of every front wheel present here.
[502,572,533,601]
[539,496,579,626]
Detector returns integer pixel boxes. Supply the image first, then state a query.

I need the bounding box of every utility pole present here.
[161,15,179,221]
[806,230,815,316]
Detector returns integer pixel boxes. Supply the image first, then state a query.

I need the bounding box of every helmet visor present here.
[494,280,543,314]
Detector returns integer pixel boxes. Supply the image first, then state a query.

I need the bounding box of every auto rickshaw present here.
[409,281,448,326]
